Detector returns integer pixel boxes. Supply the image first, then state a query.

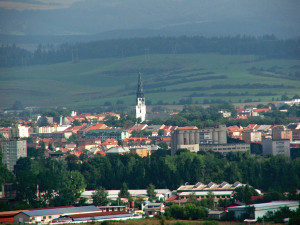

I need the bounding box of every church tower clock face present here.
[136,73,146,122]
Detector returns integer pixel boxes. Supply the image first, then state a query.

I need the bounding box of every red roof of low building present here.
[254,108,270,112]
[69,210,129,219]
[165,196,188,204]
[41,138,53,143]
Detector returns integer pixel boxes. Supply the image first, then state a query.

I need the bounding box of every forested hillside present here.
[1,36,299,67]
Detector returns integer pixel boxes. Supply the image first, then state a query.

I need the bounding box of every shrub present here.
[203,221,218,225]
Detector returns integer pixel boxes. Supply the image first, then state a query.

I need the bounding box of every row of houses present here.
[227,123,300,143]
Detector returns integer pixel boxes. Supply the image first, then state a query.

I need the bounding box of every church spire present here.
[136,73,146,122]
[136,73,144,98]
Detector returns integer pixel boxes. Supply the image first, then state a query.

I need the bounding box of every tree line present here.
[1,149,299,210]
[1,35,299,67]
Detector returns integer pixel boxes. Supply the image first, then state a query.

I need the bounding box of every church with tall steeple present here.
[136,73,146,122]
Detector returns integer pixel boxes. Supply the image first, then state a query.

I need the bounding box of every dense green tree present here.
[158,142,168,150]
[233,185,258,204]
[147,183,157,201]
[66,155,81,171]
[68,133,79,143]
[53,171,86,206]
[92,186,109,206]
[14,157,39,206]
[118,182,130,198]
[0,150,14,191]
[165,203,207,220]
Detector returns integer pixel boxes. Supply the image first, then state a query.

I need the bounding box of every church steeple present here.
[136,73,146,122]
[136,73,144,98]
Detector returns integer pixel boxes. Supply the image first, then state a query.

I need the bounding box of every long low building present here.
[198,143,250,154]
[13,205,129,224]
[227,201,300,220]
[176,181,256,202]
[81,189,172,203]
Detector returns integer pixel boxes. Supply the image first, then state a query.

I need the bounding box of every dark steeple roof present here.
[136,73,144,98]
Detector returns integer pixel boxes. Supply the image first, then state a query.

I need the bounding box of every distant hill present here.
[1,53,299,110]
[0,0,300,41]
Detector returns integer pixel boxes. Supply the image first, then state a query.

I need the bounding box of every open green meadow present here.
[1,53,299,109]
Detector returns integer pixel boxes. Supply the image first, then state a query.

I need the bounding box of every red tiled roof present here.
[69,150,83,157]
[85,124,108,132]
[178,126,198,130]
[156,137,171,141]
[236,115,248,119]
[165,196,188,204]
[254,108,270,112]
[42,138,53,143]
[94,149,106,156]
[227,125,243,132]
[101,138,118,145]
[165,196,177,202]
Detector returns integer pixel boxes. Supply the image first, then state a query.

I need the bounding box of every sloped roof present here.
[106,147,130,154]
[177,181,243,191]
[21,206,100,217]
[85,124,108,132]
[178,126,198,130]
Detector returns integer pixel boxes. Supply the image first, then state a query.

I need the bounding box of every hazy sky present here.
[0,0,299,38]
[0,0,84,10]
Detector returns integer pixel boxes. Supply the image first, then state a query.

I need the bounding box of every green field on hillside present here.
[1,53,300,109]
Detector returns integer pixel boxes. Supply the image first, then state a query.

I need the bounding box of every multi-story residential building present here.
[242,130,262,143]
[227,125,243,140]
[171,125,227,155]
[272,125,292,142]
[17,126,29,138]
[85,129,130,141]
[262,138,290,158]
[287,123,300,141]
[0,139,27,171]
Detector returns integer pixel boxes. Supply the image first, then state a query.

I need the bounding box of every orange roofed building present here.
[69,149,84,157]
[101,138,119,149]
[123,137,152,145]
[227,126,243,140]
[85,124,108,132]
